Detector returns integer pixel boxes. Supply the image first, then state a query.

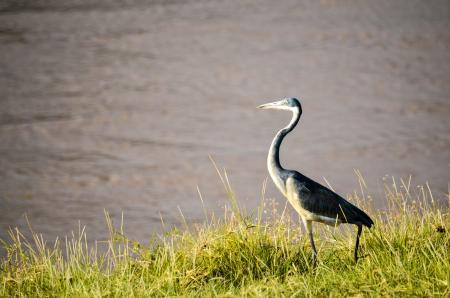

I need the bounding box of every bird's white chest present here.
[268,168,286,197]
[284,177,311,217]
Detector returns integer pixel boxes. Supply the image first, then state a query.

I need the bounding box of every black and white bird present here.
[257,97,373,264]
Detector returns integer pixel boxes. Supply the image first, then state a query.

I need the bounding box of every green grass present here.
[1,171,449,297]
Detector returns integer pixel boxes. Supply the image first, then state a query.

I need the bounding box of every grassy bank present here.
[1,173,449,297]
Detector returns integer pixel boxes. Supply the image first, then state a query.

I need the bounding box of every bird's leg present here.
[305,220,318,266]
[354,224,362,263]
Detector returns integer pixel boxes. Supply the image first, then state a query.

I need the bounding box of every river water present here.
[0,0,449,246]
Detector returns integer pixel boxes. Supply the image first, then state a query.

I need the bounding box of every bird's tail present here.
[358,209,374,228]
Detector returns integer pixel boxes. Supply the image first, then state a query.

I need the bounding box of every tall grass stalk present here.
[1,173,449,297]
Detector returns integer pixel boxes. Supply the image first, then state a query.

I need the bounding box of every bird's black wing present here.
[292,172,373,227]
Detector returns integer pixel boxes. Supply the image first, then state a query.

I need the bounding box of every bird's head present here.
[257,97,301,112]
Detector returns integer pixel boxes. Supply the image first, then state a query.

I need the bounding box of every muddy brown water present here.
[0,0,449,249]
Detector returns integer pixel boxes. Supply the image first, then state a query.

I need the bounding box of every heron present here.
[257,97,373,265]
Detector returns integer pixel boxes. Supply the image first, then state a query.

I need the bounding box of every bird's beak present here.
[257,103,272,109]
[257,100,283,109]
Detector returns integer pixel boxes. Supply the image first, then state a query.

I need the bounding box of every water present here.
[1,0,449,246]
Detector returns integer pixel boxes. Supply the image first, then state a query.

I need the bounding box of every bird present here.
[257,97,373,265]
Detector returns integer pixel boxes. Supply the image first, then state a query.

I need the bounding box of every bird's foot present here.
[312,253,318,268]
[354,253,368,263]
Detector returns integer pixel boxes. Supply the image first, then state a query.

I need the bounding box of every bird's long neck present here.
[267,107,300,196]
